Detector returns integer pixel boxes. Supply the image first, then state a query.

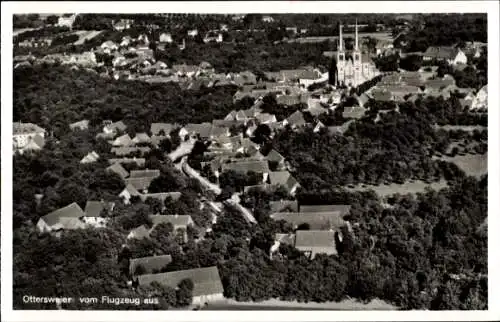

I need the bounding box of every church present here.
[336,22,379,88]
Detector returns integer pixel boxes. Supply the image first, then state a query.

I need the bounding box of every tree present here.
[46,15,59,25]
[176,278,194,307]
[400,55,423,71]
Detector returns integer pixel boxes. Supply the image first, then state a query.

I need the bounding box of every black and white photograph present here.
[1,1,499,321]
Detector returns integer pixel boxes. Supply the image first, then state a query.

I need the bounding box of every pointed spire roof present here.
[355,19,359,51]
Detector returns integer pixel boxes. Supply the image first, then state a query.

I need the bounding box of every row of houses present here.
[269,204,353,259]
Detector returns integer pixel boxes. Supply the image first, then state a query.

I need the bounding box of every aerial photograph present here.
[11,11,488,311]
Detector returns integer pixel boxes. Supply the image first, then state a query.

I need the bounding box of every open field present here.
[434,125,487,132]
[345,179,449,197]
[287,32,393,43]
[72,30,103,45]
[434,153,487,178]
[203,298,398,310]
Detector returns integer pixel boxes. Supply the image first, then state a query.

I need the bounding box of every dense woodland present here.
[395,14,487,53]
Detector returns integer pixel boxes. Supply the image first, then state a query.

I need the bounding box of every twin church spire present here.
[338,20,359,53]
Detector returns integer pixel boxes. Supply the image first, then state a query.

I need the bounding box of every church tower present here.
[336,23,345,87]
[353,20,362,87]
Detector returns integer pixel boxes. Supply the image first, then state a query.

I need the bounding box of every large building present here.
[336,22,379,88]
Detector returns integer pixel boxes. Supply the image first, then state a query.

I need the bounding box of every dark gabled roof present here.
[13,122,46,135]
[275,233,296,245]
[270,200,299,213]
[286,110,306,126]
[112,134,133,147]
[342,106,366,119]
[122,183,142,196]
[129,254,173,276]
[140,192,182,203]
[108,158,146,167]
[129,169,160,179]
[111,147,151,156]
[27,135,46,150]
[270,211,346,230]
[128,225,150,239]
[150,123,176,136]
[107,121,127,132]
[185,123,213,138]
[41,202,85,227]
[300,204,351,216]
[133,133,151,144]
[423,46,461,60]
[266,149,285,163]
[277,95,301,106]
[84,201,115,217]
[294,230,337,254]
[269,171,299,191]
[137,266,224,297]
[125,177,156,191]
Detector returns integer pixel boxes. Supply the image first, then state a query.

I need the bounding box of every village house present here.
[187,29,199,37]
[112,134,134,147]
[80,151,100,164]
[111,147,151,157]
[136,266,224,306]
[82,200,114,227]
[119,184,142,205]
[57,14,77,29]
[69,119,89,131]
[36,202,86,233]
[221,160,270,182]
[100,40,119,54]
[203,32,223,43]
[159,33,173,43]
[149,214,194,244]
[266,149,286,170]
[108,157,146,167]
[124,176,158,194]
[113,19,133,31]
[132,133,152,145]
[313,121,326,133]
[129,254,173,276]
[127,225,150,239]
[150,123,176,137]
[283,110,307,129]
[13,122,46,153]
[103,120,127,136]
[342,106,367,119]
[106,162,130,179]
[172,64,199,78]
[268,171,300,196]
[262,15,275,23]
[422,46,467,65]
[471,85,488,110]
[120,35,133,47]
[300,204,352,215]
[269,199,299,213]
[140,192,182,205]
[270,210,347,230]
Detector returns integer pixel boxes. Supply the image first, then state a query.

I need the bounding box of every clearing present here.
[345,179,449,197]
[434,153,487,178]
[72,30,103,45]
